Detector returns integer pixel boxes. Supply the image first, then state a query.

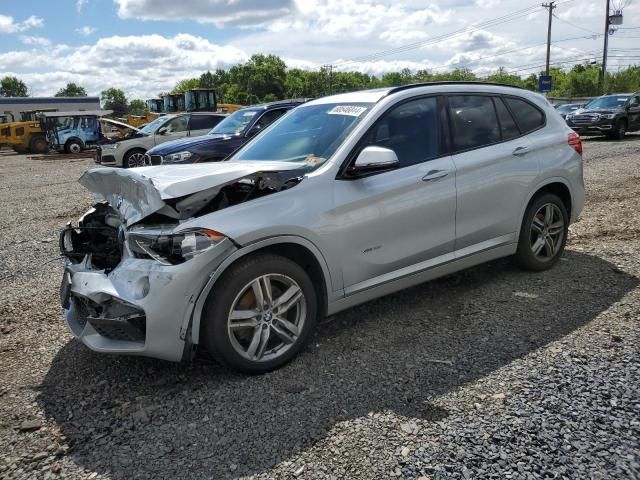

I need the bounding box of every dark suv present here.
[565,92,640,139]
[144,100,307,165]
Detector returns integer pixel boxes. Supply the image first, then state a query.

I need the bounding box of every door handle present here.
[512,146,530,156]
[422,169,449,182]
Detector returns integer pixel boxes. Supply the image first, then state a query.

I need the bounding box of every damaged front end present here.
[59,161,307,361]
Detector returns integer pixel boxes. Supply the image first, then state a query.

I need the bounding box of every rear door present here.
[448,94,540,253]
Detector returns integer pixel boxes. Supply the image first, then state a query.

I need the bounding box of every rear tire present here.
[201,253,317,373]
[515,193,569,272]
[28,135,48,154]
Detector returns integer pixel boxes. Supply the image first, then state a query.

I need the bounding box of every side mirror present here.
[157,127,167,135]
[349,146,399,176]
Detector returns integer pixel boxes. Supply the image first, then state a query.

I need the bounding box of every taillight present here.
[568,132,582,156]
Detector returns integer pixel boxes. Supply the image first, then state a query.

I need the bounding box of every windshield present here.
[233,102,373,170]
[140,116,167,134]
[209,109,260,135]
[585,96,628,109]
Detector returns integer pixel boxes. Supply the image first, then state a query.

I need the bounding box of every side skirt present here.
[327,242,517,316]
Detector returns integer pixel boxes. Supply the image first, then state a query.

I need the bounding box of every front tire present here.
[201,254,317,373]
[123,148,147,168]
[608,120,626,140]
[64,140,82,154]
[515,193,569,272]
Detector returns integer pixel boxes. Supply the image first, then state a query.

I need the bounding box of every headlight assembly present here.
[162,151,196,164]
[127,228,225,265]
[601,113,616,119]
[101,143,119,150]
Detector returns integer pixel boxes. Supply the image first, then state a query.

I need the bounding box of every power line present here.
[552,13,600,35]
[332,3,544,67]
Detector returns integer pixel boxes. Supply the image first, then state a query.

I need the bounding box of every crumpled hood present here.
[79,161,304,225]
[147,134,229,155]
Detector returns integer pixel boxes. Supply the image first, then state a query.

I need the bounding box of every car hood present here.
[575,108,621,115]
[147,133,232,155]
[79,160,305,225]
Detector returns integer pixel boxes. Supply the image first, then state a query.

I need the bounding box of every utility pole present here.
[599,0,611,94]
[542,2,556,76]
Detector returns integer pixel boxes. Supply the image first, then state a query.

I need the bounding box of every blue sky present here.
[1,0,639,99]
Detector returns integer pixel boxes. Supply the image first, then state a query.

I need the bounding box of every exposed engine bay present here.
[61,166,306,271]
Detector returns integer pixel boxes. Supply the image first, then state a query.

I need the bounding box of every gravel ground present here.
[0,136,639,480]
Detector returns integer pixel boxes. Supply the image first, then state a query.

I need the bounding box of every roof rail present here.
[386,81,526,96]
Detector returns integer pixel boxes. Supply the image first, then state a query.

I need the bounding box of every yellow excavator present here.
[0,109,56,154]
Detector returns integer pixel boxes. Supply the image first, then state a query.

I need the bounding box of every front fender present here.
[187,235,336,349]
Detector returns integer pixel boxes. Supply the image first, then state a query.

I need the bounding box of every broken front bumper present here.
[61,239,237,362]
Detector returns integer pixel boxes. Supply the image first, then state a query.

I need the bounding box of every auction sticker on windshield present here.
[328,105,367,116]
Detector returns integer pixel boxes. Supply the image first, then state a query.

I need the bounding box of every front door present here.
[154,115,189,145]
[628,95,640,130]
[331,96,457,294]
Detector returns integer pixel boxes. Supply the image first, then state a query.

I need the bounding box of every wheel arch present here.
[188,235,334,349]
[521,178,573,225]
[65,136,84,148]
[123,147,147,164]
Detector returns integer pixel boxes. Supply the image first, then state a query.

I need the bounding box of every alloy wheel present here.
[529,203,565,261]
[227,274,306,362]
[127,152,146,168]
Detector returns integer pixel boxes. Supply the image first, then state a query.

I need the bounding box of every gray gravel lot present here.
[0,136,639,480]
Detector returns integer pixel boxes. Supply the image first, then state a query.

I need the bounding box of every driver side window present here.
[162,116,188,134]
[362,97,440,168]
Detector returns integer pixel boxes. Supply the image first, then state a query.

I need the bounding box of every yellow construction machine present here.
[0,109,56,154]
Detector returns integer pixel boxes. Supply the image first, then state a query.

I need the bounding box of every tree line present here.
[2,54,640,115]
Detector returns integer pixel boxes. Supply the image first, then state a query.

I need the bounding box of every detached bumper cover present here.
[62,238,237,361]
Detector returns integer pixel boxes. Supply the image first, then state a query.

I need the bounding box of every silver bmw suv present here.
[60,83,585,373]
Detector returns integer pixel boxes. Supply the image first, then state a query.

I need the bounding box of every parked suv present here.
[143,100,306,165]
[60,83,584,373]
[565,92,640,139]
[96,112,226,168]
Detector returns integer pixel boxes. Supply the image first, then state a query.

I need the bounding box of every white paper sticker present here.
[327,105,367,117]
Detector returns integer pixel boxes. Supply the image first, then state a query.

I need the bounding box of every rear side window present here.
[365,97,440,168]
[189,115,223,131]
[503,97,545,134]
[448,95,500,151]
[494,97,520,140]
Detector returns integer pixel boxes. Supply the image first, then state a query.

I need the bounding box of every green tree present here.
[101,88,128,117]
[487,67,524,87]
[171,78,200,94]
[128,99,147,116]
[0,76,28,97]
[55,82,87,97]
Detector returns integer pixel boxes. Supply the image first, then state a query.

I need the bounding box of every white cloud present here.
[1,0,638,100]
[20,36,52,48]
[0,15,44,33]
[76,26,97,36]
[76,0,88,13]
[0,34,249,99]
[114,0,295,27]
